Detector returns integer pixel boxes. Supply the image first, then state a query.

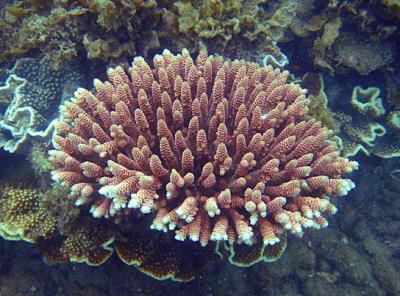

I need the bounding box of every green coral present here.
[350,86,385,117]
[387,111,400,129]
[175,0,241,40]
[336,112,386,157]
[173,0,300,53]
[1,0,295,64]
[1,5,86,67]
[372,135,400,158]
[334,85,400,159]
[335,85,387,158]
[82,34,136,61]
[378,0,400,21]
[264,0,298,40]
[28,141,55,177]
[0,57,82,153]
[0,0,155,64]
[0,184,56,242]
[302,73,339,133]
[313,17,342,76]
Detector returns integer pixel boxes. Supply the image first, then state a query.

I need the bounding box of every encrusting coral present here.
[338,86,387,158]
[49,49,358,256]
[0,178,219,281]
[1,0,398,80]
[0,184,56,242]
[38,220,116,266]
[336,85,400,158]
[333,33,394,76]
[0,57,83,153]
[0,0,306,67]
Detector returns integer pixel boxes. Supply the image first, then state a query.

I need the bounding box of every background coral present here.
[330,85,400,158]
[0,57,83,153]
[333,33,394,76]
[0,174,220,281]
[302,72,338,133]
[1,0,398,81]
[0,183,56,242]
[0,0,292,66]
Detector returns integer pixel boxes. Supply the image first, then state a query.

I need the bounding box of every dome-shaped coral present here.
[49,49,357,258]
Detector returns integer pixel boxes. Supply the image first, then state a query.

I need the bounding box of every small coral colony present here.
[0,0,398,282]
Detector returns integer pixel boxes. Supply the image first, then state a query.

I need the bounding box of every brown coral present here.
[0,184,56,242]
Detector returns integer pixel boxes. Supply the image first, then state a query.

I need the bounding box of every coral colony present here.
[0,0,399,290]
[49,49,357,249]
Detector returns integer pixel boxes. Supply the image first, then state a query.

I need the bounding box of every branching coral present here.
[49,49,357,253]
